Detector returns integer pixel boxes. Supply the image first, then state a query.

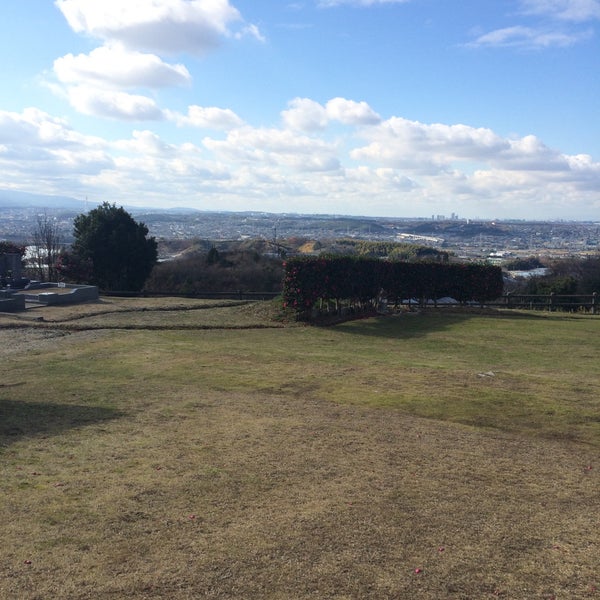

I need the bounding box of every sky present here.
[0,0,599,220]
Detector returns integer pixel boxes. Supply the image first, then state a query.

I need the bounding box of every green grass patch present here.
[6,310,598,445]
[1,304,599,598]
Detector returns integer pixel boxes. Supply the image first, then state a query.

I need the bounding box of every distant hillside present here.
[0,189,87,211]
[0,190,206,216]
[406,221,508,237]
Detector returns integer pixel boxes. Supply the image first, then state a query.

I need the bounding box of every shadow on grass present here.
[331,310,476,339]
[0,398,123,446]
[329,307,583,340]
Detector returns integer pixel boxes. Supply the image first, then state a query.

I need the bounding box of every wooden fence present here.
[395,292,599,314]
[493,292,598,313]
[104,290,599,314]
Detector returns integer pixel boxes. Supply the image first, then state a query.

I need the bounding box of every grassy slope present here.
[1,302,599,599]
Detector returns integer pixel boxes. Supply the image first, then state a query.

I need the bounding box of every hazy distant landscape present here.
[2,191,599,262]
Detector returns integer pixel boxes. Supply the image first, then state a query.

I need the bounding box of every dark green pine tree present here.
[71,202,157,291]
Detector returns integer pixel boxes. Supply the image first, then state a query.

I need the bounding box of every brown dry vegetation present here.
[0,299,599,599]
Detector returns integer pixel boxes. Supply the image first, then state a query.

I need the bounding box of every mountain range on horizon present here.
[0,189,204,215]
[0,189,388,219]
[0,189,89,211]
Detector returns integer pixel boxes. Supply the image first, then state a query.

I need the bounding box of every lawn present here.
[1,301,599,599]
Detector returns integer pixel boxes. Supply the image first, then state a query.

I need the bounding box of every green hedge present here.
[283,256,503,317]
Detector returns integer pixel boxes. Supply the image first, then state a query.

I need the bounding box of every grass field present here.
[1,299,599,599]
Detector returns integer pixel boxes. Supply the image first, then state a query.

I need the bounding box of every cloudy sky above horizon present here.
[0,0,598,220]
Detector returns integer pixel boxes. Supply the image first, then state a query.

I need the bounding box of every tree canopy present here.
[31,212,62,282]
[0,241,26,257]
[68,202,157,291]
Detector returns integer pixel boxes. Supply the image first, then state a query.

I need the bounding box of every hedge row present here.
[282,256,503,315]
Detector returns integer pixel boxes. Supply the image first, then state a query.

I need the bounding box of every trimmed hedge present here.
[283,256,503,318]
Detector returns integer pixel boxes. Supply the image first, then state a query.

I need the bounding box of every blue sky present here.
[0,0,598,220]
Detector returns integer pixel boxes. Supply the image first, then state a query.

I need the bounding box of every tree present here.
[69,202,157,291]
[577,256,600,294]
[56,251,93,285]
[0,242,26,285]
[31,212,62,282]
[0,241,26,257]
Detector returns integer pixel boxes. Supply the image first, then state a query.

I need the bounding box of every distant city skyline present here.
[0,0,599,220]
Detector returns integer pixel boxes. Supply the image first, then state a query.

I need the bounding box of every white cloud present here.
[203,126,341,172]
[54,44,191,89]
[66,86,164,120]
[351,116,595,179]
[347,115,600,215]
[318,0,410,7]
[468,0,599,48]
[468,25,590,48]
[282,98,328,131]
[325,97,381,125]
[282,97,380,131]
[351,117,510,174]
[55,0,260,55]
[2,102,599,218]
[168,105,244,129]
[0,108,100,147]
[499,135,571,170]
[0,108,113,191]
[519,0,600,22]
[52,1,262,121]
[347,166,417,190]
[235,24,266,43]
[114,130,176,156]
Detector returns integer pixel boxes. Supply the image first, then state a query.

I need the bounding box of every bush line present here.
[283,256,503,318]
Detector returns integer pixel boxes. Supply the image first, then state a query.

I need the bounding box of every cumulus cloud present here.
[52,43,188,121]
[168,105,244,129]
[282,97,380,131]
[52,1,262,121]
[325,97,381,125]
[55,0,260,55]
[0,108,113,188]
[351,117,510,174]
[2,101,599,218]
[0,107,100,147]
[114,130,176,156]
[66,86,165,120]
[282,98,328,131]
[54,44,191,89]
[203,126,341,172]
[350,116,590,181]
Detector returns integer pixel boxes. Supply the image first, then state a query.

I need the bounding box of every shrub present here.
[283,256,503,318]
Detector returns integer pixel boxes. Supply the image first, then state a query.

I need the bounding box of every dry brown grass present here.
[0,301,598,599]
[0,296,289,332]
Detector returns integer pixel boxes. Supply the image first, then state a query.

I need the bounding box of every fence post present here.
[549,292,555,312]
[593,292,597,315]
